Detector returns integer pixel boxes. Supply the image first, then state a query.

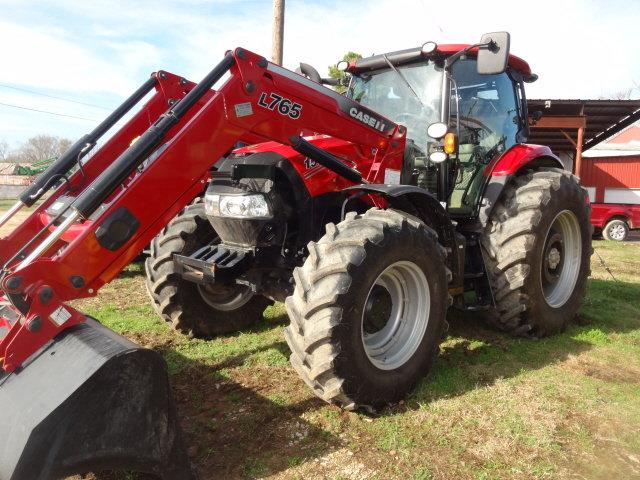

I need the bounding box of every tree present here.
[17,135,73,164]
[612,88,633,100]
[328,51,362,94]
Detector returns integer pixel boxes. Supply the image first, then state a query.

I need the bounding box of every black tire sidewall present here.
[524,179,591,335]
[147,203,270,336]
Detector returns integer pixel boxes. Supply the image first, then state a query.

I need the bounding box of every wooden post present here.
[575,126,584,178]
[271,0,285,65]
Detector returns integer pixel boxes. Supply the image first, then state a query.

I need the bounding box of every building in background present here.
[581,124,640,240]
[528,99,640,241]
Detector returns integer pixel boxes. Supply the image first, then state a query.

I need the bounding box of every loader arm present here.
[0,47,405,372]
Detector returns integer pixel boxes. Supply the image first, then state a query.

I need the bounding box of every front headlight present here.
[204,193,272,219]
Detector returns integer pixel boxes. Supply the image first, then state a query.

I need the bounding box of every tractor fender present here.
[479,144,564,225]
[343,183,463,288]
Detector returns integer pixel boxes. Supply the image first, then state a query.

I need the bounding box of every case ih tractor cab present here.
[0,32,591,478]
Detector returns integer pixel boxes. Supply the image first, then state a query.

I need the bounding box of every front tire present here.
[145,202,271,337]
[482,168,593,337]
[284,208,450,411]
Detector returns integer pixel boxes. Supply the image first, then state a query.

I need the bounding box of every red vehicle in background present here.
[590,203,640,241]
[581,152,640,241]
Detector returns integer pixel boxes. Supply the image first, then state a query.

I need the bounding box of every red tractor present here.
[0,33,591,478]
[144,33,593,409]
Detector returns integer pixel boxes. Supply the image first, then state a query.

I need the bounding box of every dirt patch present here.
[560,411,640,480]
[0,209,30,236]
[564,354,640,385]
[272,447,375,480]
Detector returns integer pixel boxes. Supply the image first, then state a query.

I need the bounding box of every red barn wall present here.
[580,155,640,203]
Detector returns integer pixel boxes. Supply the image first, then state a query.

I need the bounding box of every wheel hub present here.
[197,282,253,311]
[543,231,564,283]
[541,210,582,308]
[547,247,561,270]
[609,224,626,241]
[363,285,393,334]
[361,261,430,371]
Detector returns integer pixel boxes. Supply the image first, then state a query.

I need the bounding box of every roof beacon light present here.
[421,41,438,54]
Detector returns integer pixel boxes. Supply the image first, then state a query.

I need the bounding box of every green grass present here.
[0,199,19,209]
[0,198,41,211]
[72,239,640,480]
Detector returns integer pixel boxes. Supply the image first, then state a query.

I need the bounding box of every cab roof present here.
[348,44,534,80]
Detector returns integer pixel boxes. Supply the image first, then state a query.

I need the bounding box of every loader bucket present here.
[0,318,195,480]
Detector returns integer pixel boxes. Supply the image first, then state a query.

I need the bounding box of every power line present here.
[0,83,111,110]
[0,101,98,122]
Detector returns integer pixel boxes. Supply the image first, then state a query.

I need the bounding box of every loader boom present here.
[0,47,405,372]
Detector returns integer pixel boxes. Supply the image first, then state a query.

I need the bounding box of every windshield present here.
[347,61,442,152]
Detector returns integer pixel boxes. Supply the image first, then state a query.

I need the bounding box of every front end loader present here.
[0,45,406,478]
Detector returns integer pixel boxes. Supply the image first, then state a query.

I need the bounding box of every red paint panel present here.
[484,143,562,177]
[0,47,407,372]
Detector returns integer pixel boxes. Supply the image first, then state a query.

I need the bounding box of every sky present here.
[1,0,639,147]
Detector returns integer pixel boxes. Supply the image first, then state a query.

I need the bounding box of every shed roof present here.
[527,99,640,152]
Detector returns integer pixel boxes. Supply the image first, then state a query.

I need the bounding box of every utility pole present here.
[271,0,285,65]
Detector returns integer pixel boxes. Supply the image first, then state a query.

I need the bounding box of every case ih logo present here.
[349,107,388,132]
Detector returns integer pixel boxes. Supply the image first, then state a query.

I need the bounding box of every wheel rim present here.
[609,223,627,241]
[197,283,254,311]
[361,261,430,371]
[541,210,582,308]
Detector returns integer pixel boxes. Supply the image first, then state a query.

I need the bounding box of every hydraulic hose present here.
[72,54,235,218]
[19,77,157,207]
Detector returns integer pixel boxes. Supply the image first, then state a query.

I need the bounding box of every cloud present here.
[0,21,137,96]
[1,0,638,145]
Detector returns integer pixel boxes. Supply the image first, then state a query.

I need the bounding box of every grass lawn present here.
[0,198,40,211]
[0,199,17,210]
[67,239,640,480]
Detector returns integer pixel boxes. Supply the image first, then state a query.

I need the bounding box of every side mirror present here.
[477,31,510,75]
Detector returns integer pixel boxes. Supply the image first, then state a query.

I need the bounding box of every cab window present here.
[448,59,520,216]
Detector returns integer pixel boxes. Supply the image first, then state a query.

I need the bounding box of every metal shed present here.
[526,99,640,176]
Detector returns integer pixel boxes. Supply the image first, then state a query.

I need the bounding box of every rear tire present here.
[482,168,593,337]
[145,202,270,337]
[602,219,629,241]
[284,208,450,411]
